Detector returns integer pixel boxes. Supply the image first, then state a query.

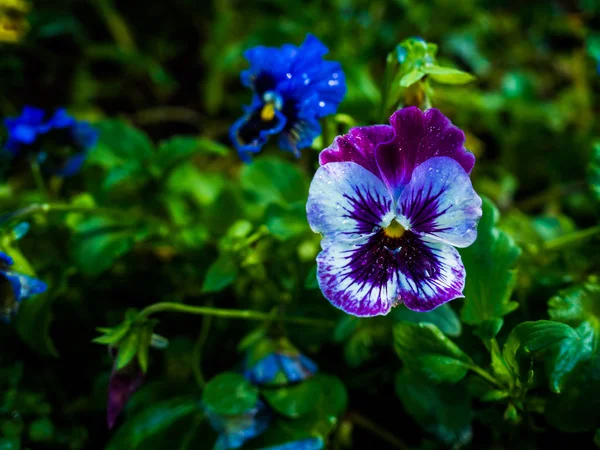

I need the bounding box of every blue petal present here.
[56,153,87,177]
[245,354,279,384]
[3,271,47,302]
[0,251,14,267]
[260,437,324,450]
[73,121,99,150]
[43,108,76,131]
[206,401,271,450]
[230,97,287,160]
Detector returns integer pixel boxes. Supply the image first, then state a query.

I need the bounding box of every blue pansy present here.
[260,437,324,450]
[230,34,346,161]
[0,251,47,322]
[205,400,271,450]
[244,337,318,386]
[3,106,98,177]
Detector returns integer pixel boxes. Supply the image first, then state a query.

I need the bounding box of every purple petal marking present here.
[397,157,482,247]
[316,228,467,316]
[375,107,475,199]
[396,236,466,312]
[316,233,401,317]
[319,125,394,177]
[307,162,394,240]
[107,361,144,429]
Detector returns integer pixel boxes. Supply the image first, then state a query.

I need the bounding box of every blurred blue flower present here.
[244,338,318,386]
[230,34,346,161]
[3,106,98,177]
[205,400,271,450]
[0,251,47,322]
[260,437,324,450]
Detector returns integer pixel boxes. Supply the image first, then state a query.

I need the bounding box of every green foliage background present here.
[1,0,600,449]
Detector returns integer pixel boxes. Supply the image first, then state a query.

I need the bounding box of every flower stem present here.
[191,315,212,389]
[349,411,410,450]
[544,225,600,251]
[469,363,503,388]
[30,160,48,198]
[137,302,335,327]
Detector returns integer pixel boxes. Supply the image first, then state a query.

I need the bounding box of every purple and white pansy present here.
[307,107,482,316]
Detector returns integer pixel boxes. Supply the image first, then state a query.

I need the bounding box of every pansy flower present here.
[243,337,318,386]
[307,107,482,316]
[3,106,98,176]
[205,400,271,450]
[106,347,144,429]
[0,250,47,322]
[230,34,346,161]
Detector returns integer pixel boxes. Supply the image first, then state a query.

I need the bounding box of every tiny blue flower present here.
[244,337,318,386]
[230,34,346,161]
[205,400,271,450]
[3,106,99,177]
[0,250,47,322]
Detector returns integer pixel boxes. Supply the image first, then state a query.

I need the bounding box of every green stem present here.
[349,411,410,450]
[469,363,503,389]
[544,225,600,251]
[30,160,48,198]
[191,315,212,389]
[137,302,335,327]
[0,203,161,230]
[94,0,137,51]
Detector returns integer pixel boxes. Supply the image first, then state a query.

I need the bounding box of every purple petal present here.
[319,125,394,178]
[375,107,475,199]
[397,157,482,247]
[316,234,401,317]
[396,236,466,312]
[107,363,144,429]
[307,162,394,240]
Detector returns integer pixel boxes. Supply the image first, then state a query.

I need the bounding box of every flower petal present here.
[319,125,394,178]
[307,162,394,240]
[4,271,47,302]
[396,236,466,312]
[230,97,287,161]
[396,156,482,247]
[107,362,144,429]
[375,107,475,199]
[316,235,400,317]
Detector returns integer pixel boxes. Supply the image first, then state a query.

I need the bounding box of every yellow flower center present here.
[384,220,406,238]
[260,103,276,121]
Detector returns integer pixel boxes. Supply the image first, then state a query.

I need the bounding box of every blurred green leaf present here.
[425,65,476,84]
[394,322,473,383]
[262,378,322,419]
[202,372,258,416]
[71,216,142,275]
[87,120,154,189]
[460,197,521,326]
[116,330,140,371]
[392,304,462,337]
[201,253,238,293]
[106,396,200,450]
[395,369,472,446]
[152,136,228,177]
[265,202,309,240]
[14,293,58,358]
[587,142,600,202]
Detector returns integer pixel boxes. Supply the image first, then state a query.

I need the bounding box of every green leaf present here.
[545,355,600,432]
[151,136,228,177]
[106,396,200,450]
[548,281,600,326]
[399,70,426,87]
[503,320,593,392]
[284,374,348,437]
[202,372,258,416]
[93,321,133,345]
[71,216,142,275]
[460,197,521,326]
[240,158,308,207]
[392,304,462,337]
[304,265,318,290]
[14,293,58,357]
[424,65,476,84]
[395,369,472,446]
[87,120,154,189]
[393,322,473,383]
[201,253,238,293]
[265,202,309,240]
[587,142,600,202]
[262,377,322,418]
[116,331,140,371]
